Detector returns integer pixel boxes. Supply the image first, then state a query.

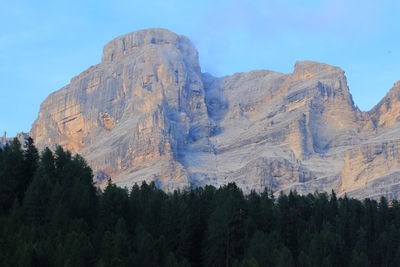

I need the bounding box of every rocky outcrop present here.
[366,81,400,130]
[31,29,213,190]
[31,28,400,199]
[0,132,29,148]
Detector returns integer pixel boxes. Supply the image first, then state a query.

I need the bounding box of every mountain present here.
[31,28,400,199]
[0,132,29,148]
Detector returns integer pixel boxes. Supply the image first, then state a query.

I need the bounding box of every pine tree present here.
[22,137,39,188]
[0,139,25,213]
[113,219,133,266]
[134,225,159,267]
[23,172,52,224]
[203,184,246,267]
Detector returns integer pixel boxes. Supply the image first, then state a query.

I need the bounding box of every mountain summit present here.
[31,28,400,199]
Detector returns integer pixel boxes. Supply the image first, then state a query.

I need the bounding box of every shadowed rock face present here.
[31,28,400,199]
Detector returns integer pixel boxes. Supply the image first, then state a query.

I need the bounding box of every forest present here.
[1,138,400,267]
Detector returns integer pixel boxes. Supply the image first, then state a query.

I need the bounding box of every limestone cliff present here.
[31,28,400,199]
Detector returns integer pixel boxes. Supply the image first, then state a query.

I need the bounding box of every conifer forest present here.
[1,138,400,267]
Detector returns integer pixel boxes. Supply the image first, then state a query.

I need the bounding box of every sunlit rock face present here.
[31,28,400,199]
[31,28,211,190]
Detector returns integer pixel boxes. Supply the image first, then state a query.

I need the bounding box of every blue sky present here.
[1,0,399,137]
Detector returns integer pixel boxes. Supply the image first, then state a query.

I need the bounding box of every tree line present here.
[1,138,400,266]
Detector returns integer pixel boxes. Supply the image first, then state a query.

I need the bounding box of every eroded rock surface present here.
[31,28,400,199]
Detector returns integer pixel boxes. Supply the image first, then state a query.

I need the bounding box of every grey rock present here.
[31,28,400,199]
[0,132,29,148]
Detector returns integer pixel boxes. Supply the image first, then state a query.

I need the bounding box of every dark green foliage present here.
[0,138,37,214]
[2,140,400,266]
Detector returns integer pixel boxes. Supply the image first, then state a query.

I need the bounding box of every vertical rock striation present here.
[31,28,212,190]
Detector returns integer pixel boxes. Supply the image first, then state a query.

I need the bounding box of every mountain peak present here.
[102,28,195,63]
[293,61,343,78]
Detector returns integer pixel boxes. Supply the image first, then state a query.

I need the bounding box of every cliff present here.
[31,28,400,199]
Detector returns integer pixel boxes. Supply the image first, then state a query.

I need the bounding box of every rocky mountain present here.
[0,132,29,148]
[31,28,400,199]
[0,132,6,148]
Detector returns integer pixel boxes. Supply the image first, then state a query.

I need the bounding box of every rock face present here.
[31,28,400,199]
